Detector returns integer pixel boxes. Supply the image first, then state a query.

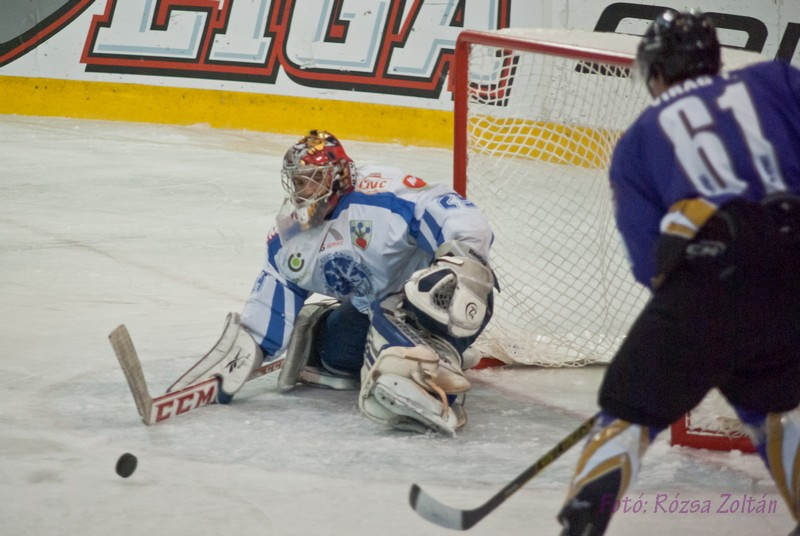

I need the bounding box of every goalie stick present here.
[409,412,599,530]
[109,324,283,425]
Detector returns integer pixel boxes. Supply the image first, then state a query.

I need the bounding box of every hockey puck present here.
[115,452,138,478]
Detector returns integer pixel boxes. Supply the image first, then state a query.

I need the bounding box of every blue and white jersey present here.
[610,60,800,288]
[241,164,494,356]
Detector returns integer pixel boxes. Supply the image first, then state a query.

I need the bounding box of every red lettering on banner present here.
[0,0,95,67]
[11,3,800,87]
[80,0,513,99]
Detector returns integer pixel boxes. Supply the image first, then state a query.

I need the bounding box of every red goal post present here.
[452,27,761,453]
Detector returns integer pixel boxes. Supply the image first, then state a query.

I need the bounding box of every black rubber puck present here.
[116,452,138,478]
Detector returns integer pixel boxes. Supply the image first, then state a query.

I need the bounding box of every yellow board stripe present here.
[1,76,618,162]
[470,116,620,169]
[0,76,453,148]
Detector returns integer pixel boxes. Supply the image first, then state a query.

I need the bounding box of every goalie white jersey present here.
[241,164,493,358]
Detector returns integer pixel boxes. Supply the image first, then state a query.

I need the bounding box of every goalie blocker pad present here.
[167,312,263,401]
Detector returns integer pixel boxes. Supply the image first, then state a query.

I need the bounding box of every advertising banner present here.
[2,1,798,144]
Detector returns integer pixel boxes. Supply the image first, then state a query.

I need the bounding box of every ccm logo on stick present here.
[154,380,219,423]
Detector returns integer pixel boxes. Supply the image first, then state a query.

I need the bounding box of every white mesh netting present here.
[457,29,762,450]
[459,30,650,366]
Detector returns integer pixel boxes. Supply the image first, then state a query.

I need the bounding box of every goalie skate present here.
[372,374,466,436]
[359,293,471,435]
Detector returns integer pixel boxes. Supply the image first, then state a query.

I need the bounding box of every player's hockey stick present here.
[109,324,283,425]
[409,412,599,530]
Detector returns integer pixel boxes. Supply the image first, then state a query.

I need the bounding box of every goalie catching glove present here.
[403,240,495,339]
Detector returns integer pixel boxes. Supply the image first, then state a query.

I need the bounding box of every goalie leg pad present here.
[359,346,466,436]
[276,299,339,392]
[368,374,465,436]
[167,312,264,400]
[558,414,652,535]
[359,295,471,435]
[365,294,471,393]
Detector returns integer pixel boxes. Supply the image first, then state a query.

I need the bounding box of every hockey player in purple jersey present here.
[170,130,496,435]
[557,10,800,535]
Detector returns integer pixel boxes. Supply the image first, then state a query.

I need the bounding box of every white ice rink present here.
[0,114,794,535]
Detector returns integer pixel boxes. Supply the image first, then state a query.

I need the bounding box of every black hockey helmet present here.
[635,10,721,86]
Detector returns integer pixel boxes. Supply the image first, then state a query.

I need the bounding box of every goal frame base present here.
[670,418,756,453]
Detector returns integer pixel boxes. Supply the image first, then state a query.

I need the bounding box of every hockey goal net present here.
[454,28,757,452]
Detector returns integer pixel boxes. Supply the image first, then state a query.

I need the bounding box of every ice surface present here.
[0,115,793,535]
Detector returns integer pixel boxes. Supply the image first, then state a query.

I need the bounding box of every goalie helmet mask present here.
[279,130,355,232]
[635,10,721,89]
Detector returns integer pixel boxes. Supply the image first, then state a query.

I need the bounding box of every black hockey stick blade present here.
[409,413,600,530]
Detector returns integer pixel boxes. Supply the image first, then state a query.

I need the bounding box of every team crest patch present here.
[321,252,373,299]
[350,220,372,250]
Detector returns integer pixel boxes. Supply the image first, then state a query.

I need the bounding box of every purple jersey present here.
[610,60,800,287]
